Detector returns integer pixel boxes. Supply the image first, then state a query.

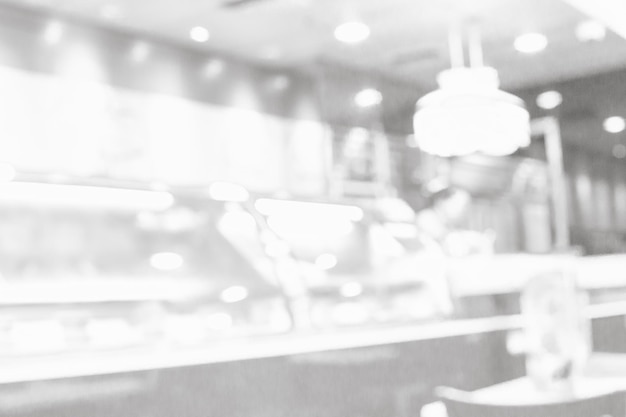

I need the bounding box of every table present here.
[471,352,626,405]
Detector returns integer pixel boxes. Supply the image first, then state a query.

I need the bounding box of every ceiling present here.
[1,0,626,156]
[3,0,626,90]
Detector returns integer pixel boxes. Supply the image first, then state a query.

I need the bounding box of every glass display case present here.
[0,176,292,356]
[254,196,452,329]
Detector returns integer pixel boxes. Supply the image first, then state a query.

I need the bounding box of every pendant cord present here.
[468,24,483,68]
[448,27,465,68]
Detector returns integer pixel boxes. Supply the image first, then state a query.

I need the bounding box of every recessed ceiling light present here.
[190,26,210,43]
[42,20,64,45]
[514,33,548,54]
[354,88,382,107]
[334,21,370,44]
[536,90,563,110]
[613,144,626,159]
[603,116,626,133]
[576,20,606,42]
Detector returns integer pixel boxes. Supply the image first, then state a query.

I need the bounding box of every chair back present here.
[436,386,626,417]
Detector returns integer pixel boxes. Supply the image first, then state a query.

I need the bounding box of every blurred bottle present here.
[520,261,591,393]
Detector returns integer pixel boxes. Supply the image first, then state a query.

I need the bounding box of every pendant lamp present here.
[413,26,531,157]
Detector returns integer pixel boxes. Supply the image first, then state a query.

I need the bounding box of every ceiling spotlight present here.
[514,33,548,54]
[334,21,370,44]
[604,116,626,133]
[536,90,563,110]
[576,20,607,42]
[42,20,64,45]
[354,88,382,107]
[613,144,626,159]
[190,26,210,43]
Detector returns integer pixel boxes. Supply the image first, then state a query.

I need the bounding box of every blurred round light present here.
[43,20,64,45]
[270,75,290,91]
[340,282,363,298]
[220,286,249,303]
[190,26,210,43]
[150,252,184,271]
[613,144,626,159]
[203,59,224,78]
[315,253,338,270]
[536,90,562,110]
[0,163,16,182]
[334,21,370,44]
[354,88,382,107]
[514,33,548,54]
[576,20,606,42]
[604,116,626,133]
[130,41,151,62]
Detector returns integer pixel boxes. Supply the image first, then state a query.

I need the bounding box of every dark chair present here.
[436,385,626,417]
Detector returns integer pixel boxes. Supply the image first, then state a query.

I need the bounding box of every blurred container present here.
[520,257,591,393]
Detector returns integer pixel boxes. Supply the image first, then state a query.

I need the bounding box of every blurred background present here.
[0,0,624,416]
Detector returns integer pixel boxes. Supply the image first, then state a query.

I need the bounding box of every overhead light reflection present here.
[220,286,249,303]
[340,282,363,298]
[604,116,626,133]
[334,21,370,44]
[613,144,626,159]
[536,90,563,110]
[190,26,210,43]
[129,41,151,63]
[0,182,175,211]
[255,199,364,222]
[150,252,184,271]
[355,88,382,108]
[576,20,607,42]
[514,33,548,54]
[203,59,225,78]
[43,20,64,45]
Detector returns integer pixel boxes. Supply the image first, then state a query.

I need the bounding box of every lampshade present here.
[413,66,531,157]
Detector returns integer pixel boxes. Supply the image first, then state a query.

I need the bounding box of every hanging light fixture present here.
[413,26,531,157]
